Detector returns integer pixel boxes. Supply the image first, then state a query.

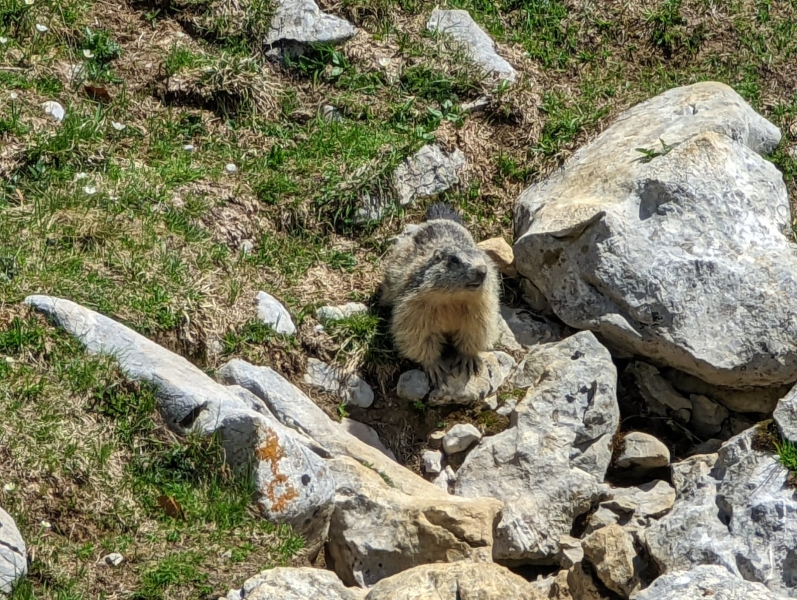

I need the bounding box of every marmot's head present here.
[420,247,492,293]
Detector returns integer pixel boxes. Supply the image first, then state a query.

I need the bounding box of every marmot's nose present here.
[472,265,487,283]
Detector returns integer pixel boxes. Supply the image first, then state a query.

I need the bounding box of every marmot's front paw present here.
[455,354,482,378]
[426,363,447,387]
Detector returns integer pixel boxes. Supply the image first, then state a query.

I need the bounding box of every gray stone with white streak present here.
[265,0,356,49]
[636,566,789,600]
[455,331,619,562]
[514,82,797,389]
[256,291,296,335]
[0,507,26,596]
[427,9,517,82]
[442,424,481,455]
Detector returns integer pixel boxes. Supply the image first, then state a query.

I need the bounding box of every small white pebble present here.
[35,23,48,33]
[82,49,94,58]
[0,37,8,44]
[3,483,16,492]
[378,57,391,67]
[84,185,97,195]
[183,143,195,152]
[103,553,124,567]
[42,101,65,122]
[224,163,238,174]
[9,92,18,100]
[239,239,253,254]
[111,121,125,131]
[41,520,51,529]
[24,0,34,5]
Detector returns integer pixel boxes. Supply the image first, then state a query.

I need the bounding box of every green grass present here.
[776,438,797,474]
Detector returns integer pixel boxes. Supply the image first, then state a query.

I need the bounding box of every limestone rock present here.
[582,524,641,597]
[392,144,465,207]
[265,0,356,50]
[645,427,797,597]
[616,432,670,470]
[102,553,124,567]
[339,419,395,461]
[364,562,545,600]
[256,291,296,335]
[433,466,456,493]
[427,9,517,82]
[513,82,796,388]
[396,370,430,401]
[689,393,729,436]
[0,507,26,595]
[422,449,443,475]
[315,303,368,325]
[626,362,692,422]
[223,567,365,600]
[455,331,620,562]
[501,306,565,352]
[595,480,676,528]
[662,368,786,414]
[636,566,789,600]
[774,383,797,443]
[24,296,334,549]
[429,351,514,407]
[478,237,517,277]
[304,358,374,408]
[326,457,501,587]
[442,424,481,455]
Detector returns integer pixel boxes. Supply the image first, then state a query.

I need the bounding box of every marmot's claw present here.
[456,355,482,378]
[426,364,446,387]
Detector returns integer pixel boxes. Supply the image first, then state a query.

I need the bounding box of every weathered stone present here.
[432,466,456,493]
[501,306,565,353]
[689,393,728,436]
[256,291,296,335]
[304,358,374,408]
[774,383,797,443]
[364,562,545,600]
[25,296,334,549]
[422,449,443,475]
[662,368,787,414]
[645,428,797,597]
[478,237,517,277]
[601,480,676,521]
[339,418,395,461]
[265,0,356,50]
[223,567,365,600]
[315,302,368,324]
[514,82,796,389]
[582,524,641,597]
[455,332,619,562]
[442,424,481,455]
[626,362,692,422]
[392,144,466,207]
[429,351,514,407]
[396,370,430,401]
[615,432,670,470]
[427,9,517,82]
[556,535,584,569]
[0,507,26,596]
[326,457,501,587]
[636,566,789,600]
[102,553,124,567]
[427,430,446,450]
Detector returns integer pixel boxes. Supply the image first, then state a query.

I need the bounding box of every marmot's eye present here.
[448,255,461,265]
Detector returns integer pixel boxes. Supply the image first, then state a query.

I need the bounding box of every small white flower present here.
[41,520,51,529]
[74,172,88,181]
[9,92,18,100]
[0,37,8,44]
[3,483,16,492]
[42,100,65,122]
[82,49,93,58]
[183,144,195,152]
[24,0,34,5]
[111,121,125,131]
[35,23,48,33]
[224,163,238,174]
[84,185,97,195]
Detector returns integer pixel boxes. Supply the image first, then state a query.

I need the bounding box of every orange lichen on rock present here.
[255,427,299,514]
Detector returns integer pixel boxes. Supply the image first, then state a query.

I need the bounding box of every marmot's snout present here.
[467,265,488,289]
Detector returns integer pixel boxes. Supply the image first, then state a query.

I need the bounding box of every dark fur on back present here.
[426,202,463,224]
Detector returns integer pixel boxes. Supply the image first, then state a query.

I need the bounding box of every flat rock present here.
[0,507,26,595]
[223,567,365,600]
[256,291,296,335]
[427,9,517,82]
[513,82,796,389]
[616,432,670,470]
[636,566,789,600]
[429,351,514,407]
[393,144,465,207]
[501,306,565,353]
[662,368,787,414]
[478,237,517,277]
[601,480,676,522]
[644,428,797,597]
[455,331,620,562]
[442,424,481,455]
[339,419,395,461]
[364,562,545,600]
[582,524,641,597]
[265,0,356,49]
[774,383,797,442]
[316,303,368,325]
[396,370,430,401]
[24,296,334,550]
[626,362,692,422]
[304,358,374,408]
[326,457,501,587]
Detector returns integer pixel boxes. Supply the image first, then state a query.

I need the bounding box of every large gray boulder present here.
[644,427,797,597]
[636,566,790,600]
[222,567,365,600]
[513,82,797,389]
[455,332,619,562]
[265,0,356,49]
[0,507,26,596]
[24,296,335,550]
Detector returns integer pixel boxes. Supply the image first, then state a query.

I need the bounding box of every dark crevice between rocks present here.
[505,563,559,583]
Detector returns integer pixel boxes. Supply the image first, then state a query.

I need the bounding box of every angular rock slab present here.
[326,457,501,588]
[24,296,334,548]
[223,567,365,600]
[364,561,545,600]
[455,331,619,562]
[393,144,465,206]
[636,566,789,600]
[513,81,797,388]
[774,383,797,443]
[265,0,356,48]
[0,507,26,595]
[427,9,517,82]
[644,427,797,597]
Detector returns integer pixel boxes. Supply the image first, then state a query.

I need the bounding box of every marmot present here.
[380,203,501,384]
